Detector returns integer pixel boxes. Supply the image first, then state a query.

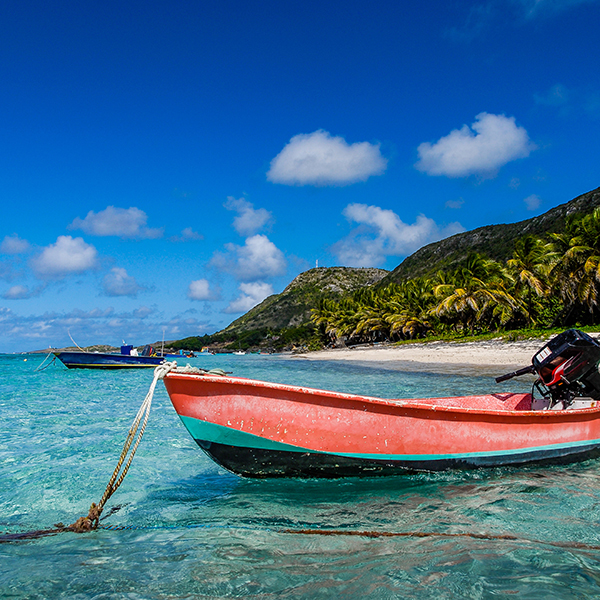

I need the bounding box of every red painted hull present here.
[163,372,600,478]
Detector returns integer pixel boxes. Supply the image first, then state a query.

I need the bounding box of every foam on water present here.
[2,352,600,598]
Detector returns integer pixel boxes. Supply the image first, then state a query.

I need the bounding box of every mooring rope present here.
[1,361,235,542]
[67,361,178,533]
[6,520,600,554]
[66,362,232,533]
[35,352,57,372]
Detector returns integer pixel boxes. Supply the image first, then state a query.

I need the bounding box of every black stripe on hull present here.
[193,439,600,478]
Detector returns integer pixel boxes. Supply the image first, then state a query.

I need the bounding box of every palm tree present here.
[354,288,391,342]
[387,279,435,339]
[568,208,600,313]
[432,254,517,334]
[506,235,551,326]
[548,209,600,321]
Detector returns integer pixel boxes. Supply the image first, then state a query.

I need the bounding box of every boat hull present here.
[163,372,600,478]
[54,351,164,369]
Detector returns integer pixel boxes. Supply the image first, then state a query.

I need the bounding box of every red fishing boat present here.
[162,329,600,478]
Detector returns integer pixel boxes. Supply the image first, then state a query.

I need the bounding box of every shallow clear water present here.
[2,353,600,599]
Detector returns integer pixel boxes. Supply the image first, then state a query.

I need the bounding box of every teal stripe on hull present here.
[180,415,301,452]
[178,415,600,463]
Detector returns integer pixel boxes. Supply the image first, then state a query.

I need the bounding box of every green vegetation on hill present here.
[313,206,600,346]
[383,186,600,283]
[172,267,388,352]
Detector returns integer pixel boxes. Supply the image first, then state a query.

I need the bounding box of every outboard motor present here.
[496,329,600,409]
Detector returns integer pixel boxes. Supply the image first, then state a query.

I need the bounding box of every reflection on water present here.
[1,352,599,599]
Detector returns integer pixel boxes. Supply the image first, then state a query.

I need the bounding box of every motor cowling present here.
[532,329,600,405]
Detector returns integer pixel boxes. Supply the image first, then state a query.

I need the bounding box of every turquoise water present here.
[2,353,600,599]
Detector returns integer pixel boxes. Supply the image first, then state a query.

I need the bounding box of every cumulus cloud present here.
[31,236,98,279]
[170,227,203,242]
[445,198,465,209]
[210,234,287,282]
[524,194,542,211]
[188,278,220,301]
[224,197,273,236]
[224,282,274,314]
[102,267,143,297]
[69,206,163,239]
[415,113,537,178]
[1,235,30,254]
[2,285,39,300]
[0,304,219,353]
[267,130,388,186]
[331,203,465,267]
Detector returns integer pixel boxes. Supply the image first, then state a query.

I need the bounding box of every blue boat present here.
[53,344,165,369]
[162,349,197,359]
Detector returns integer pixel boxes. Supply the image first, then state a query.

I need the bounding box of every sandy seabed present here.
[292,336,577,377]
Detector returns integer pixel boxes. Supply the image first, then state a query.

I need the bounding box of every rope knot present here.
[68,502,102,533]
[155,361,177,379]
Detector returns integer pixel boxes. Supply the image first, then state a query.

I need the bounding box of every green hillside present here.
[172,267,387,352]
[382,186,600,283]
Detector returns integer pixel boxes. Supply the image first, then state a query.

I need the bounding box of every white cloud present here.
[31,236,98,278]
[102,267,143,297]
[445,198,465,209]
[188,278,219,301]
[2,285,36,300]
[331,203,465,267]
[415,113,537,178]
[1,235,30,254]
[69,206,163,239]
[224,197,273,236]
[0,304,219,353]
[210,234,287,282]
[171,227,203,242]
[524,194,542,210]
[224,282,274,314]
[267,130,388,186]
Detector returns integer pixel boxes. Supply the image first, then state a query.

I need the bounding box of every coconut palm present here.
[548,208,600,320]
[433,253,517,334]
[506,235,552,326]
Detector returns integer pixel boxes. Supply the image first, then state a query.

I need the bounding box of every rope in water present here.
[66,362,230,532]
[68,361,178,532]
[35,352,57,372]
[6,520,600,554]
[72,362,234,533]
[1,362,231,542]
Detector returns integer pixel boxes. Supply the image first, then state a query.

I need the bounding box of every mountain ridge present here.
[382,186,600,283]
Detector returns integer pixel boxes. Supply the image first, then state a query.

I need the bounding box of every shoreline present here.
[291,337,556,377]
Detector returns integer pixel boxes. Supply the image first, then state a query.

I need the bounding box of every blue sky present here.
[1,0,599,352]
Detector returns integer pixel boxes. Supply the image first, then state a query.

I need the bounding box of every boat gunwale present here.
[164,371,600,419]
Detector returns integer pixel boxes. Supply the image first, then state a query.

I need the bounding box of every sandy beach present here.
[293,336,565,377]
